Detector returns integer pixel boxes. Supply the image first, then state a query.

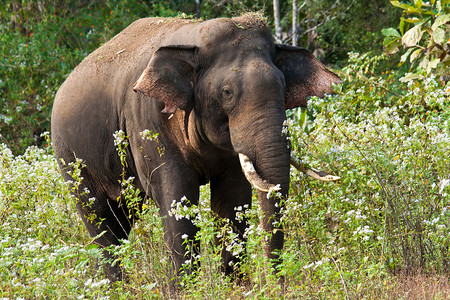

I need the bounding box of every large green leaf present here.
[385,39,402,54]
[382,27,401,37]
[390,0,415,10]
[399,72,423,82]
[429,58,441,69]
[406,6,425,14]
[400,47,414,63]
[400,17,405,34]
[433,27,446,44]
[409,48,423,63]
[405,17,422,23]
[431,14,450,31]
[414,0,423,9]
[402,26,424,47]
[383,35,401,47]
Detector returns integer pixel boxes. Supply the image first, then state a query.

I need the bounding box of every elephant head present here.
[133,15,341,266]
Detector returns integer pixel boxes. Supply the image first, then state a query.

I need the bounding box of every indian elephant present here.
[51,14,341,285]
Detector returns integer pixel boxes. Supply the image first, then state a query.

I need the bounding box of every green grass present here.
[0,53,449,299]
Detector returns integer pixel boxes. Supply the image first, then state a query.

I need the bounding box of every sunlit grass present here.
[1,53,449,299]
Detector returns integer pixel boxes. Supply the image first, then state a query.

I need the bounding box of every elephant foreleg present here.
[147,161,201,287]
[210,160,252,279]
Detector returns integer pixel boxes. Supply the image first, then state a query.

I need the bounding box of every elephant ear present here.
[275,44,342,109]
[133,45,197,114]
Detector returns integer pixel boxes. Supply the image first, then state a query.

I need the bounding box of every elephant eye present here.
[219,84,236,113]
[221,85,233,99]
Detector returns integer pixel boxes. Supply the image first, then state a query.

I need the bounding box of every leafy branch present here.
[382,0,450,81]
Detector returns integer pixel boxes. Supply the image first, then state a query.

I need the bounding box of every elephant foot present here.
[235,272,251,288]
[102,263,128,283]
[95,250,128,283]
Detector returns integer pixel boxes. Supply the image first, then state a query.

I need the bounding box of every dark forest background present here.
[1,2,449,299]
[1,0,400,153]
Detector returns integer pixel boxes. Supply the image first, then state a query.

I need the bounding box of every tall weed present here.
[0,51,449,298]
[286,52,449,297]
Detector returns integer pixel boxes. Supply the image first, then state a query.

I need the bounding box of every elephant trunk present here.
[231,109,290,265]
[255,135,290,265]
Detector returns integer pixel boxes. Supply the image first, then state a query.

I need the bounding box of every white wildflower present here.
[439,178,450,195]
[113,130,127,146]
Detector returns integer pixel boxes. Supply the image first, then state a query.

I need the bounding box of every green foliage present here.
[200,0,400,64]
[285,52,449,297]
[0,0,178,154]
[382,0,450,80]
[1,51,449,298]
[0,1,449,298]
[299,0,401,64]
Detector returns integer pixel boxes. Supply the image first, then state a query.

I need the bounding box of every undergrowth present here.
[0,53,449,299]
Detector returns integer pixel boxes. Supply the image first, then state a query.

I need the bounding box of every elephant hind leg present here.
[67,167,135,281]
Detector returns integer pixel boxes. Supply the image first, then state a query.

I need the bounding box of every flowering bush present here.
[0,51,449,298]
[0,140,109,298]
[0,0,179,154]
[284,52,449,297]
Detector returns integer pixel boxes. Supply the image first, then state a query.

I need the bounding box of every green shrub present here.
[285,52,449,297]
[382,0,450,81]
[0,140,107,298]
[0,1,178,154]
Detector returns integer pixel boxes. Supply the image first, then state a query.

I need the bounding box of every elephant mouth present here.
[238,153,341,192]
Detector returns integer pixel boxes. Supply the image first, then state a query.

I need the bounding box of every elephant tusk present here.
[290,157,341,182]
[238,153,281,193]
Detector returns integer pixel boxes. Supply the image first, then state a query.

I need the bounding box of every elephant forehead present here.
[246,59,274,72]
[197,15,274,49]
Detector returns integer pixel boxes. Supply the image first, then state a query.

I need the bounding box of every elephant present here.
[51,14,341,286]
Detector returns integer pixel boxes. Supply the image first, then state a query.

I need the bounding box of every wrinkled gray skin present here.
[51,15,341,286]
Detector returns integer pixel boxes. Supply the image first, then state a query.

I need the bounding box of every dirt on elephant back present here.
[77,13,272,73]
[81,17,197,68]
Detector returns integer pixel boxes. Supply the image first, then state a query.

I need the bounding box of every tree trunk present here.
[273,0,282,43]
[292,0,298,46]
[195,0,201,19]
